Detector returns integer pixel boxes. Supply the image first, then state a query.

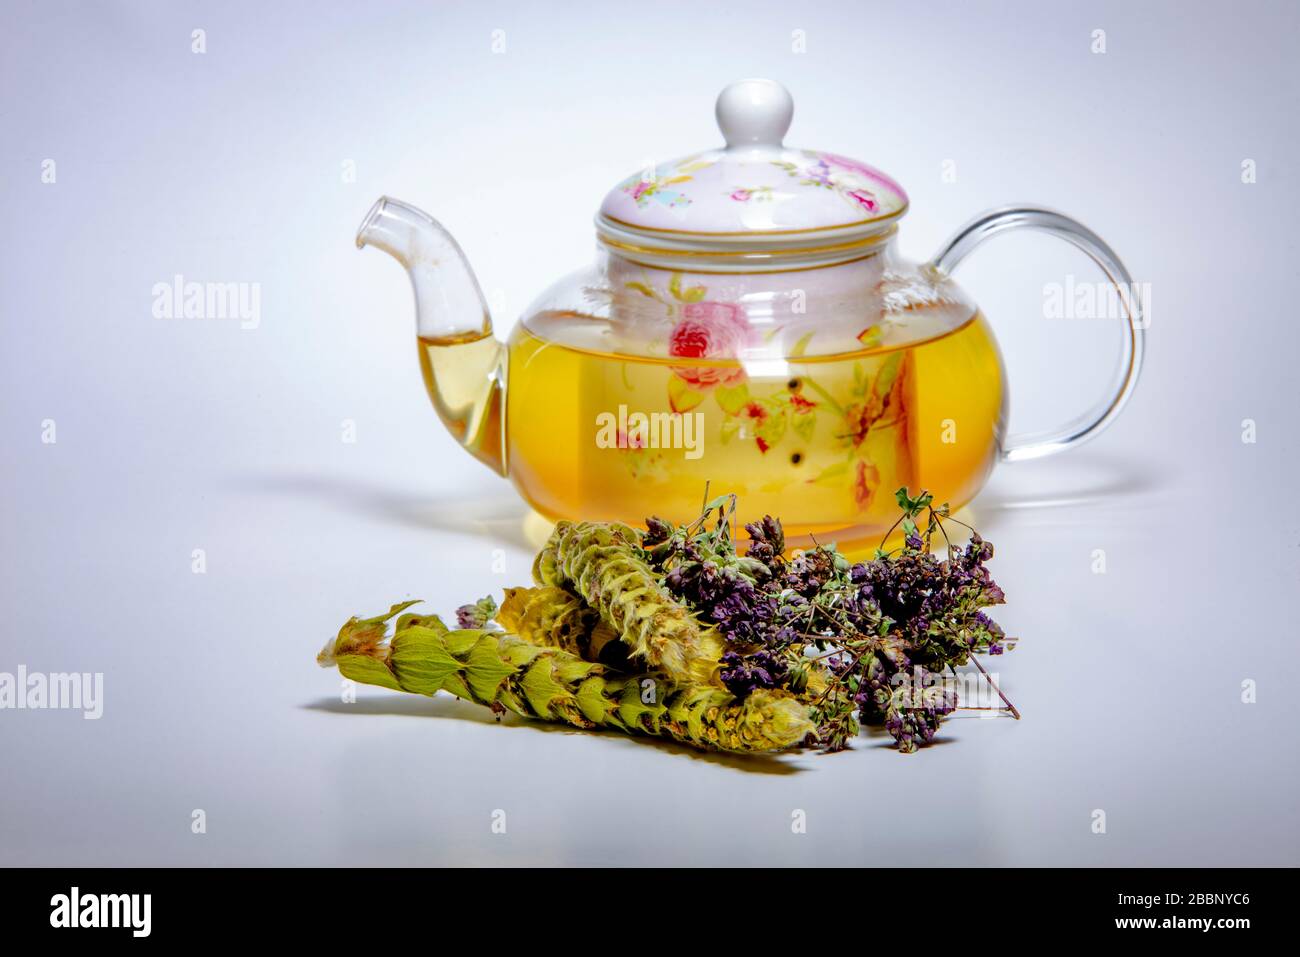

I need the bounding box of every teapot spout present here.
[356,196,494,340]
[357,196,507,475]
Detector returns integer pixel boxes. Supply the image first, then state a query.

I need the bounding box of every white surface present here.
[1,0,1297,866]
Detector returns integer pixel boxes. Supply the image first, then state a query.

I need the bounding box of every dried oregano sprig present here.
[317,601,813,754]
[640,488,1017,753]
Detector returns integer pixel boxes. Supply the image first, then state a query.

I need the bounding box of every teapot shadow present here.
[969,450,1166,518]
[302,696,807,774]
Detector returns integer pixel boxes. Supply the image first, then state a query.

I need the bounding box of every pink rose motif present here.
[846,189,878,212]
[822,153,904,206]
[730,188,753,202]
[668,301,753,390]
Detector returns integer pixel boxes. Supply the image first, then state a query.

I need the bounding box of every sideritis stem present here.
[533,521,723,686]
[497,584,629,668]
[317,602,812,754]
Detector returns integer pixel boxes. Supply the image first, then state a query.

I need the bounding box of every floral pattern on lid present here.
[599,80,908,237]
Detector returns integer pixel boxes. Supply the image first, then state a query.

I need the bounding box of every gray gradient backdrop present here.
[2,0,1297,865]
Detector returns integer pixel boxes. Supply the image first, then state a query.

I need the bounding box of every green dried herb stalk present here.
[497,584,629,668]
[498,583,835,703]
[317,601,813,754]
[533,520,722,687]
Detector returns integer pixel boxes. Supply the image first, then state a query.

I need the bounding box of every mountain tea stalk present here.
[497,585,629,668]
[318,601,813,753]
[534,520,723,686]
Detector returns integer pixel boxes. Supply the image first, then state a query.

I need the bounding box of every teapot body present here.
[375,80,1142,545]
[495,241,1006,541]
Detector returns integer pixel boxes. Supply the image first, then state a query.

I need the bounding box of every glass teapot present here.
[357,79,1144,544]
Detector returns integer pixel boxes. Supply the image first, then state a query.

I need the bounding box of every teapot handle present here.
[928,206,1145,462]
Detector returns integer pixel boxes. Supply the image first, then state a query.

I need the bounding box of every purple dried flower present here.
[744,515,785,568]
[455,595,498,630]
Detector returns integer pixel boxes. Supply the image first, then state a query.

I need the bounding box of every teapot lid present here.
[597,79,907,264]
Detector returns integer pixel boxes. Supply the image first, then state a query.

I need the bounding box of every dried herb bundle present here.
[315,488,1017,755]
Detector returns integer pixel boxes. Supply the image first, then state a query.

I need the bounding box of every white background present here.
[1,0,1297,865]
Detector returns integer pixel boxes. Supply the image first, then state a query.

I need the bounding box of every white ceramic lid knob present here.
[716,78,794,149]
